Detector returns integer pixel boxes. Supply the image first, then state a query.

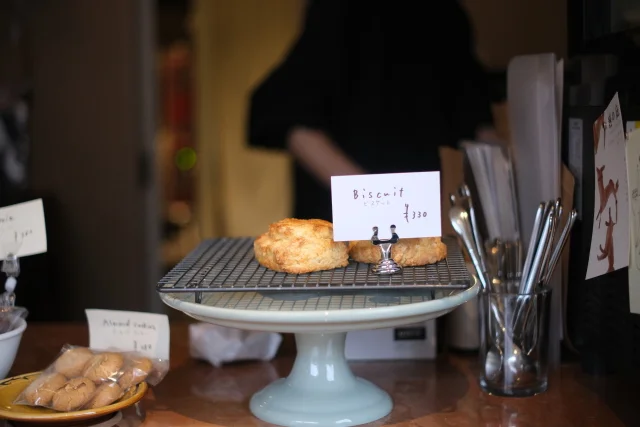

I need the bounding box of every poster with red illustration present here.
[586,93,629,279]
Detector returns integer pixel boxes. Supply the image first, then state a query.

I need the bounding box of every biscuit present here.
[22,372,67,406]
[84,382,123,409]
[51,377,96,411]
[349,237,447,267]
[254,218,349,274]
[118,356,153,391]
[82,352,124,384]
[54,347,94,378]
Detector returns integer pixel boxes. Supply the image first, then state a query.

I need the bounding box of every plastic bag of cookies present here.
[13,344,169,412]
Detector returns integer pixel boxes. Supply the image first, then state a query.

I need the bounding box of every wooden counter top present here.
[4,322,632,426]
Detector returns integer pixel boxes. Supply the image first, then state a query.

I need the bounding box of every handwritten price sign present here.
[331,172,441,241]
[86,309,170,360]
[0,199,47,258]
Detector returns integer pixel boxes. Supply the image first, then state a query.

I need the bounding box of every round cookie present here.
[118,356,153,391]
[54,347,94,377]
[82,352,124,384]
[254,218,349,274]
[84,382,123,409]
[51,377,96,411]
[348,237,447,267]
[22,372,67,406]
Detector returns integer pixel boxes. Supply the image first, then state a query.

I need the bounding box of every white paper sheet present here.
[626,128,640,314]
[331,172,441,241]
[85,309,170,360]
[0,199,47,258]
[507,54,564,357]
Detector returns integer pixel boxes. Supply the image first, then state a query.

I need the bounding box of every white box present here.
[345,320,436,361]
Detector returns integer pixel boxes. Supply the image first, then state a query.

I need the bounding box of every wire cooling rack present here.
[157,236,471,298]
[176,286,465,311]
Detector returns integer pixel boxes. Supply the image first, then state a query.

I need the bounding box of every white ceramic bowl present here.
[0,318,26,380]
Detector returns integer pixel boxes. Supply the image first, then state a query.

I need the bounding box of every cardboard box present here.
[345,320,436,361]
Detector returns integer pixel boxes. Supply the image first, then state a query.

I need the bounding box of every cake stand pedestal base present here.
[250,332,392,427]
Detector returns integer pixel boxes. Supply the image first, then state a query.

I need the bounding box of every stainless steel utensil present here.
[514,239,523,280]
[483,290,536,384]
[449,205,491,291]
[449,204,507,335]
[459,185,488,274]
[506,148,521,240]
[536,206,557,287]
[521,209,555,295]
[542,209,577,285]
[495,239,505,280]
[520,203,545,291]
[485,339,537,385]
[510,210,554,336]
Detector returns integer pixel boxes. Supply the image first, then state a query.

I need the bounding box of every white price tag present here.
[0,199,47,258]
[331,172,441,242]
[85,309,170,360]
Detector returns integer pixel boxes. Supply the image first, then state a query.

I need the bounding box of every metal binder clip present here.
[0,254,18,310]
[2,253,19,278]
[371,225,402,275]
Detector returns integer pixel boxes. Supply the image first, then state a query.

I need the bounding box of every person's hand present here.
[475,126,504,145]
[287,127,366,187]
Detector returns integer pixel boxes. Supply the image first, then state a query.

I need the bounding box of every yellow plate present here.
[0,372,148,424]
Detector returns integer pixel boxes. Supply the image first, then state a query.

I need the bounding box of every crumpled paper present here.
[189,323,282,367]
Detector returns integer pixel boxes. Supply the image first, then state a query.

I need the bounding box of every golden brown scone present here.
[84,382,123,409]
[118,356,153,391]
[22,372,67,406]
[51,377,96,412]
[349,237,447,267]
[54,347,94,378]
[82,352,125,384]
[254,218,349,274]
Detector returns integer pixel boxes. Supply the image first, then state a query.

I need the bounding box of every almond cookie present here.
[254,218,349,274]
[22,372,67,406]
[84,382,123,409]
[348,237,447,267]
[118,356,153,391]
[82,352,124,384]
[51,377,96,411]
[54,347,94,377]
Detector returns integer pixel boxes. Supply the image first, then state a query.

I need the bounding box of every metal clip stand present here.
[371,225,402,275]
[0,253,19,310]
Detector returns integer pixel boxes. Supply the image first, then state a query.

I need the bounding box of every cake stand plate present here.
[160,279,479,427]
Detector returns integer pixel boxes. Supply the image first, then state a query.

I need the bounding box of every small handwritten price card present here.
[85,309,170,360]
[0,199,47,258]
[331,172,441,241]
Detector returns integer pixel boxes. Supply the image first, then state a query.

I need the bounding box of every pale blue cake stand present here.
[160,280,479,427]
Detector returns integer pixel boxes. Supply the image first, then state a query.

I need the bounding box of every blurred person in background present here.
[248,0,497,221]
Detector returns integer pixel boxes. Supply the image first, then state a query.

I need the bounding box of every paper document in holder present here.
[507,53,564,363]
[330,172,441,242]
[507,54,563,244]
